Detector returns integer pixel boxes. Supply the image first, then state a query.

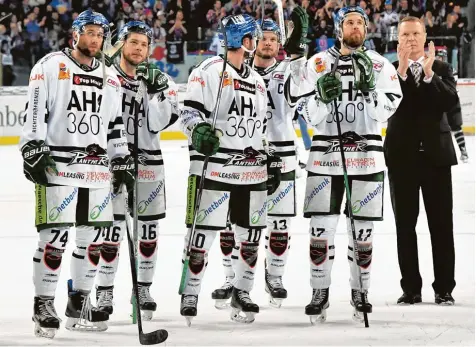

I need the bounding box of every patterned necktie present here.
[411,62,422,87]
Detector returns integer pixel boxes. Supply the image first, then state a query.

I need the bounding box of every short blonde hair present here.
[398,16,426,33]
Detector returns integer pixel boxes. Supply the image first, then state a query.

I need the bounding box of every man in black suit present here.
[384,16,459,305]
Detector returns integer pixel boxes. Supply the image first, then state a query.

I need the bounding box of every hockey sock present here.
[96,220,126,287]
[231,226,262,292]
[347,219,373,290]
[265,216,291,277]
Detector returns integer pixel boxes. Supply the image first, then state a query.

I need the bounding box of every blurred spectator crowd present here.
[0,0,473,81]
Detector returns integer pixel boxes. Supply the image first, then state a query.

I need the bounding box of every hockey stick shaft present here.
[179,21,229,295]
[331,53,369,328]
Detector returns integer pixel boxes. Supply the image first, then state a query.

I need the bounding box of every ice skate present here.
[65,280,108,332]
[230,288,259,324]
[180,294,198,327]
[96,285,114,315]
[138,283,157,320]
[305,288,329,325]
[211,276,234,309]
[350,289,372,322]
[265,268,287,308]
[32,296,61,339]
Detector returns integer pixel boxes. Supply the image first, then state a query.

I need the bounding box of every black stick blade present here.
[139,329,168,345]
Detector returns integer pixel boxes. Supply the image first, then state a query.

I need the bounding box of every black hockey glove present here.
[284,6,310,56]
[191,122,220,156]
[352,50,376,93]
[111,155,135,196]
[21,140,58,185]
[266,153,283,195]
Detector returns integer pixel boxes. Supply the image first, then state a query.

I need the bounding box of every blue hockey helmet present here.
[257,18,282,44]
[334,6,369,39]
[117,21,153,44]
[219,14,262,49]
[72,9,110,36]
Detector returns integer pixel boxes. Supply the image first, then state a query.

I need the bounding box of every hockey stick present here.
[331,51,370,328]
[124,193,168,345]
[179,20,229,295]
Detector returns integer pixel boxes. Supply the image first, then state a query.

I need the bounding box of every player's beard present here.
[342,32,365,50]
[76,42,98,58]
[256,49,276,60]
[124,53,143,67]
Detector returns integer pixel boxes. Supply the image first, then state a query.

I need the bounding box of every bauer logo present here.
[196,192,229,223]
[304,177,330,211]
[251,201,267,224]
[267,182,294,212]
[138,180,165,214]
[352,183,383,214]
[49,188,79,221]
[90,192,113,220]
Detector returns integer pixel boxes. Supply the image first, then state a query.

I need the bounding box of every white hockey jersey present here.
[180,55,268,185]
[111,63,179,183]
[20,49,129,188]
[254,58,304,174]
[296,46,402,175]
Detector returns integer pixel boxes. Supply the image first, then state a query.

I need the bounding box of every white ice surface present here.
[0,138,474,346]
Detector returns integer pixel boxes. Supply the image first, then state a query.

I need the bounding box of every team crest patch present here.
[139,240,157,258]
[315,57,326,73]
[189,248,205,275]
[88,244,101,266]
[269,232,288,256]
[240,242,259,268]
[44,244,63,271]
[357,242,372,269]
[310,238,327,266]
[100,243,119,263]
[220,232,235,256]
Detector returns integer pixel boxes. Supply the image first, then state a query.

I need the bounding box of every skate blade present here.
[142,310,154,321]
[34,322,58,339]
[230,307,256,324]
[269,296,283,309]
[309,310,327,325]
[214,299,231,310]
[65,317,108,332]
[185,316,193,327]
[352,309,365,323]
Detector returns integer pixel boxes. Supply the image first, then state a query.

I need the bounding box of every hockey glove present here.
[316,72,342,104]
[191,123,220,156]
[111,155,135,196]
[137,62,169,94]
[352,50,376,93]
[267,153,283,195]
[21,140,58,185]
[284,6,310,56]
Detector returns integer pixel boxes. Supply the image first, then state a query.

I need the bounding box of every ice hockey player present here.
[435,48,469,163]
[94,21,179,320]
[20,9,133,338]
[294,6,402,323]
[211,8,310,309]
[179,14,282,325]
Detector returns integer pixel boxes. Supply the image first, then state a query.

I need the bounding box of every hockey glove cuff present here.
[111,155,135,195]
[21,140,58,185]
[284,6,310,56]
[352,50,376,93]
[137,62,169,94]
[267,153,283,195]
[191,123,220,156]
[316,72,342,104]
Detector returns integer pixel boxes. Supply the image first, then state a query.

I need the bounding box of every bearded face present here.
[341,13,366,49]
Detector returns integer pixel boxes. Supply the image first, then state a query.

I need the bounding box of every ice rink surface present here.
[0,138,474,346]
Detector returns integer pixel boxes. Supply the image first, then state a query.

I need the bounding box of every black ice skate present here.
[305,288,329,325]
[211,276,234,310]
[230,288,259,324]
[138,282,157,320]
[96,285,114,315]
[265,268,287,308]
[350,289,372,322]
[180,294,198,327]
[33,296,61,339]
[435,292,455,305]
[65,280,109,332]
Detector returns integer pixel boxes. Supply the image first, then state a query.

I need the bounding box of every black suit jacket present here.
[384,59,459,168]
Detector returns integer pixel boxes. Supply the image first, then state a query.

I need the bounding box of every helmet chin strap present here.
[241,37,258,53]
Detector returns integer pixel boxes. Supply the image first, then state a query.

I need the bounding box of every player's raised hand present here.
[423,41,435,77]
[397,38,412,76]
[137,62,169,93]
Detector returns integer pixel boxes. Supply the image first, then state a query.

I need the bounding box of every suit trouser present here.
[388,154,456,295]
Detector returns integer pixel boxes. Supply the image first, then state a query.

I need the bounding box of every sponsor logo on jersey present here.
[224,147,265,167]
[390,74,398,81]
[137,180,165,214]
[313,158,376,169]
[315,57,326,73]
[256,83,265,94]
[196,192,229,223]
[210,171,240,180]
[49,187,79,221]
[106,77,119,90]
[191,76,205,86]
[324,131,368,154]
[73,73,104,89]
[168,89,177,96]
[304,177,330,210]
[272,73,284,80]
[90,191,113,220]
[240,169,267,182]
[86,172,111,183]
[351,183,383,214]
[30,74,44,81]
[58,62,70,80]
[372,61,383,72]
[57,171,86,179]
[220,71,232,87]
[251,200,267,224]
[267,181,294,212]
[384,104,396,112]
[234,79,256,94]
[117,75,139,92]
[68,144,109,167]
[139,169,156,181]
